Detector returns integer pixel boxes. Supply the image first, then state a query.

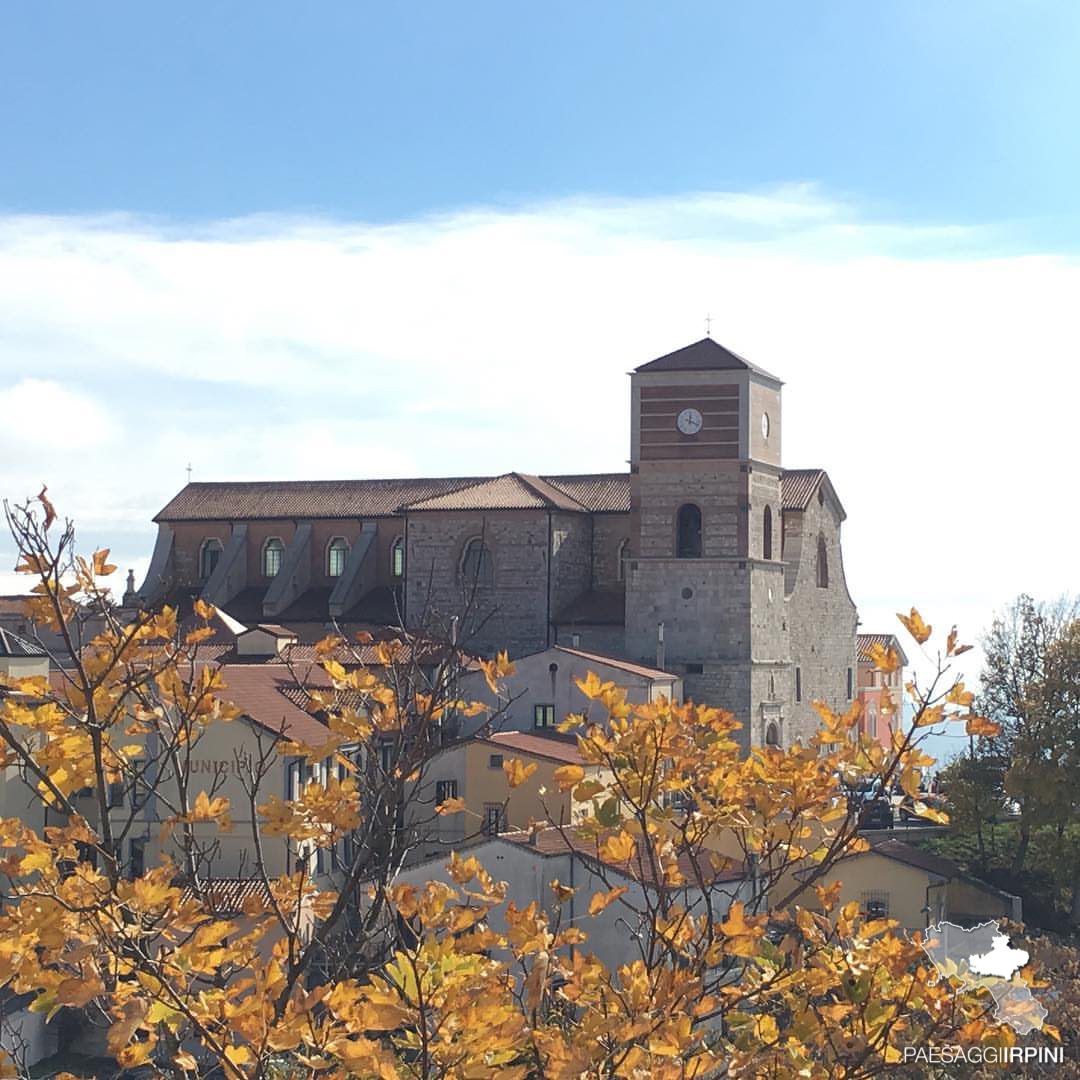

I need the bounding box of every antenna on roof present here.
[186,463,193,483]
[705,313,713,338]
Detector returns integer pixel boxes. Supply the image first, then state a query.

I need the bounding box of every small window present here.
[685,662,703,675]
[129,837,146,879]
[676,504,702,559]
[287,760,303,801]
[107,780,126,808]
[616,538,630,582]
[861,892,889,919]
[391,536,405,578]
[461,537,494,587]
[816,536,828,589]
[534,704,555,729]
[199,539,223,581]
[435,779,458,805]
[763,506,772,561]
[378,740,394,774]
[765,722,780,747]
[263,537,285,578]
[488,753,504,769]
[795,667,802,703]
[483,803,505,836]
[847,667,853,701]
[327,537,349,578]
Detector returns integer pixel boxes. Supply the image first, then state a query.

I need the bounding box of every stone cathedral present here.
[137,339,858,747]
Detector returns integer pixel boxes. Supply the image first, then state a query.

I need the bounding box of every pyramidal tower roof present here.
[635,338,781,383]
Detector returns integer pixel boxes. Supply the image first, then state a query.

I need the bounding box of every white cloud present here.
[0,186,1075,710]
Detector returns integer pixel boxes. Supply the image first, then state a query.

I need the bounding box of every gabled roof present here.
[857,634,910,667]
[484,731,585,764]
[0,628,47,658]
[404,473,587,513]
[552,644,676,681]
[501,826,747,889]
[800,838,957,882]
[155,473,632,522]
[635,338,781,382]
[780,468,847,521]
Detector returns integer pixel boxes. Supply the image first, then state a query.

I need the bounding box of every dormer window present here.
[263,538,284,578]
[327,537,348,578]
[199,539,223,581]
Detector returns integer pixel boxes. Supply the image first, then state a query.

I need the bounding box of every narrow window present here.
[488,753,504,769]
[816,536,829,588]
[263,537,284,578]
[199,539,223,581]
[391,536,405,578]
[795,667,802,703]
[534,703,555,729]
[765,723,780,748]
[763,506,772,561]
[616,538,630,582]
[327,537,349,578]
[435,779,458,805]
[461,538,494,586]
[129,837,146,879]
[847,667,854,700]
[676,504,702,558]
[483,803,505,835]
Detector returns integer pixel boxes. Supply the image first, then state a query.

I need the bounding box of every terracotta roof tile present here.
[484,731,585,764]
[780,469,826,512]
[155,473,630,522]
[857,634,909,666]
[551,644,675,681]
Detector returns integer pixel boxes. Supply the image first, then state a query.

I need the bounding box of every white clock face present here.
[761,412,770,439]
[676,407,703,436]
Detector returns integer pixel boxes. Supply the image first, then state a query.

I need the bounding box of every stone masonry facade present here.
[136,339,858,749]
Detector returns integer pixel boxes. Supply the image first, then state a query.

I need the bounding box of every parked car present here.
[857,796,894,830]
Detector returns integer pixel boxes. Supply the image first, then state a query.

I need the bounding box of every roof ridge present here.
[513,472,589,512]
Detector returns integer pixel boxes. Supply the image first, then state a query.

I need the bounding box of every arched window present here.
[816,535,829,588]
[763,506,772,561]
[262,538,284,578]
[676,504,702,559]
[616,538,630,582]
[765,722,780,748]
[199,539,223,581]
[461,538,493,587]
[390,536,404,578]
[327,537,348,578]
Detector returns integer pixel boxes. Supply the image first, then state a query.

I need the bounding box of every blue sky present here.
[4,2,1080,238]
[2,3,1078,765]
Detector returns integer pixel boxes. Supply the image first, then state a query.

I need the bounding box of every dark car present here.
[857,796,894,830]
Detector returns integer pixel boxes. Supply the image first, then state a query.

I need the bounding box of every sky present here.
[3,2,1079,764]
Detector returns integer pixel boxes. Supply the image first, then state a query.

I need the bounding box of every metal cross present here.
[705,313,713,337]
[186,463,193,483]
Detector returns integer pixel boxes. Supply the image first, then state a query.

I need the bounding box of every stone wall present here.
[781,490,858,746]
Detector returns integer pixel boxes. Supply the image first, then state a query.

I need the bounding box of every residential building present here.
[856,633,909,748]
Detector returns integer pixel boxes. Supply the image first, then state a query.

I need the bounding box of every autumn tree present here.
[0,492,1057,1078]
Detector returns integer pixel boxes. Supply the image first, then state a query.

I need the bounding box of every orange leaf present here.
[965,715,1002,737]
[553,764,585,791]
[600,830,635,863]
[37,485,56,530]
[435,796,466,815]
[897,607,932,644]
[588,885,628,915]
[503,758,537,788]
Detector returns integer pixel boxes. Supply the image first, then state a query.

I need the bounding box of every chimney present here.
[656,622,665,670]
[122,569,137,608]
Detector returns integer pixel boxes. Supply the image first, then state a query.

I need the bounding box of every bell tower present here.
[624,338,789,748]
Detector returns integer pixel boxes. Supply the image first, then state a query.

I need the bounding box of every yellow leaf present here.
[435,796,465,815]
[553,764,585,791]
[588,885,628,915]
[224,1044,253,1068]
[897,607,932,644]
[503,758,537,788]
[91,549,117,577]
[599,831,635,863]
